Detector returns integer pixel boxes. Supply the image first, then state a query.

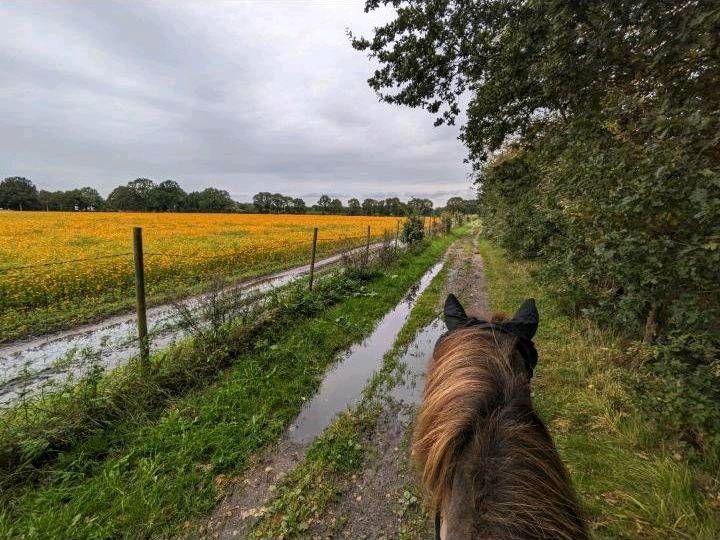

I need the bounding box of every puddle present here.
[0,243,381,407]
[288,261,444,444]
[387,318,445,406]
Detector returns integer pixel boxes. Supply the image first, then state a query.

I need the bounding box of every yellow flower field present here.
[0,211,403,341]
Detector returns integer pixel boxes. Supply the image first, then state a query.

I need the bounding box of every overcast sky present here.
[1,1,473,205]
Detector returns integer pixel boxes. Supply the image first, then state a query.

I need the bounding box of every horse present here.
[412,294,587,539]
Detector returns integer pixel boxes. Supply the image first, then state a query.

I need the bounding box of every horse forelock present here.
[412,325,521,511]
[411,324,588,539]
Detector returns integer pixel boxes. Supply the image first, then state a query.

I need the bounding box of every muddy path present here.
[0,242,387,406]
[306,231,488,539]
[202,259,446,539]
[201,230,488,539]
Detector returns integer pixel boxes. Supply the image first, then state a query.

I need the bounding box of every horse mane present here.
[412,320,587,539]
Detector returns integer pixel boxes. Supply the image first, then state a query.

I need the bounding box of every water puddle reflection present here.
[287,261,444,444]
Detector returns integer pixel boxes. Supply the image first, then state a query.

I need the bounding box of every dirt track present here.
[201,231,488,539]
[305,231,488,539]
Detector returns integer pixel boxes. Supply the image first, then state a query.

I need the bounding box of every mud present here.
[204,259,446,539]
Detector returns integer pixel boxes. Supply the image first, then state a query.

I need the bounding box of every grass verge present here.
[0,228,465,538]
[477,239,720,539]
[250,237,455,538]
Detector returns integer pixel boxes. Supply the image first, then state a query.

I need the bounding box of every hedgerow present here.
[353,1,719,455]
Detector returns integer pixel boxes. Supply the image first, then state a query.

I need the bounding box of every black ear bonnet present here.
[439,294,540,377]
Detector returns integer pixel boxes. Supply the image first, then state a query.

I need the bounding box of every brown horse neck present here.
[442,399,588,539]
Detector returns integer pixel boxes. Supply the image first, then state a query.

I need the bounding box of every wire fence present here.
[0,214,466,408]
[0,217,456,334]
[0,220,422,337]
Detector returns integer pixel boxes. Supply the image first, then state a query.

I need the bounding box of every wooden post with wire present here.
[308,227,318,290]
[395,220,400,249]
[365,225,371,265]
[133,227,149,366]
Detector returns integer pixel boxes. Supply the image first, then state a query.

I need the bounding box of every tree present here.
[0,177,40,210]
[106,178,156,211]
[316,195,332,214]
[196,188,235,212]
[127,178,156,206]
[291,198,307,214]
[269,193,289,214]
[184,191,202,212]
[149,180,186,211]
[106,185,143,211]
[38,190,65,210]
[445,197,465,214]
[77,187,104,210]
[407,197,433,216]
[353,2,720,444]
[361,198,378,216]
[252,192,271,213]
[347,198,361,215]
[329,198,344,214]
[383,197,404,216]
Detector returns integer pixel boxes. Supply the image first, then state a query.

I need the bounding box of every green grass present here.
[477,239,720,539]
[0,229,466,539]
[247,231,719,540]
[251,237,456,538]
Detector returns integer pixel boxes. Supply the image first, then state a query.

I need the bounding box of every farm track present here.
[304,233,488,539]
[203,231,487,538]
[0,242,388,406]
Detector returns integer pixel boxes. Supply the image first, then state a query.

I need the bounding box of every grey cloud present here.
[0,0,472,205]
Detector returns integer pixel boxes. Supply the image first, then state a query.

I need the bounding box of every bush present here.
[401,215,425,244]
[635,336,720,456]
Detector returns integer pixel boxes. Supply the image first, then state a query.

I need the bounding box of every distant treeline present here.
[0,176,477,216]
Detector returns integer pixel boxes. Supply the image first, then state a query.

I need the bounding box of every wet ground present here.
[204,260,445,539]
[305,232,488,539]
[204,229,488,538]
[0,243,383,406]
[287,261,443,445]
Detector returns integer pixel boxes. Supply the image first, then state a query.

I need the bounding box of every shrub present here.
[401,215,425,244]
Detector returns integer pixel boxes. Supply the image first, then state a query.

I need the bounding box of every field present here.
[0,212,402,342]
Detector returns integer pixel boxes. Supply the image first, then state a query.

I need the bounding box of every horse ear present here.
[444,294,468,331]
[509,298,539,339]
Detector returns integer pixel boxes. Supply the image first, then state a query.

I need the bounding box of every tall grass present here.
[477,239,719,539]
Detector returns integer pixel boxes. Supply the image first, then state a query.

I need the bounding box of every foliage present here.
[38,187,104,211]
[634,337,720,456]
[0,177,40,210]
[1,175,462,218]
[253,192,307,214]
[316,194,332,214]
[401,215,425,244]
[347,197,361,215]
[407,196,433,216]
[354,0,720,449]
[477,239,719,538]
[444,196,477,215]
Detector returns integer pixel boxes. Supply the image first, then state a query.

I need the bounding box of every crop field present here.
[0,212,402,341]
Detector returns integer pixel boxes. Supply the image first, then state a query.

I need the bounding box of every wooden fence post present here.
[365,225,371,264]
[133,227,149,366]
[308,227,318,290]
[396,220,400,249]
